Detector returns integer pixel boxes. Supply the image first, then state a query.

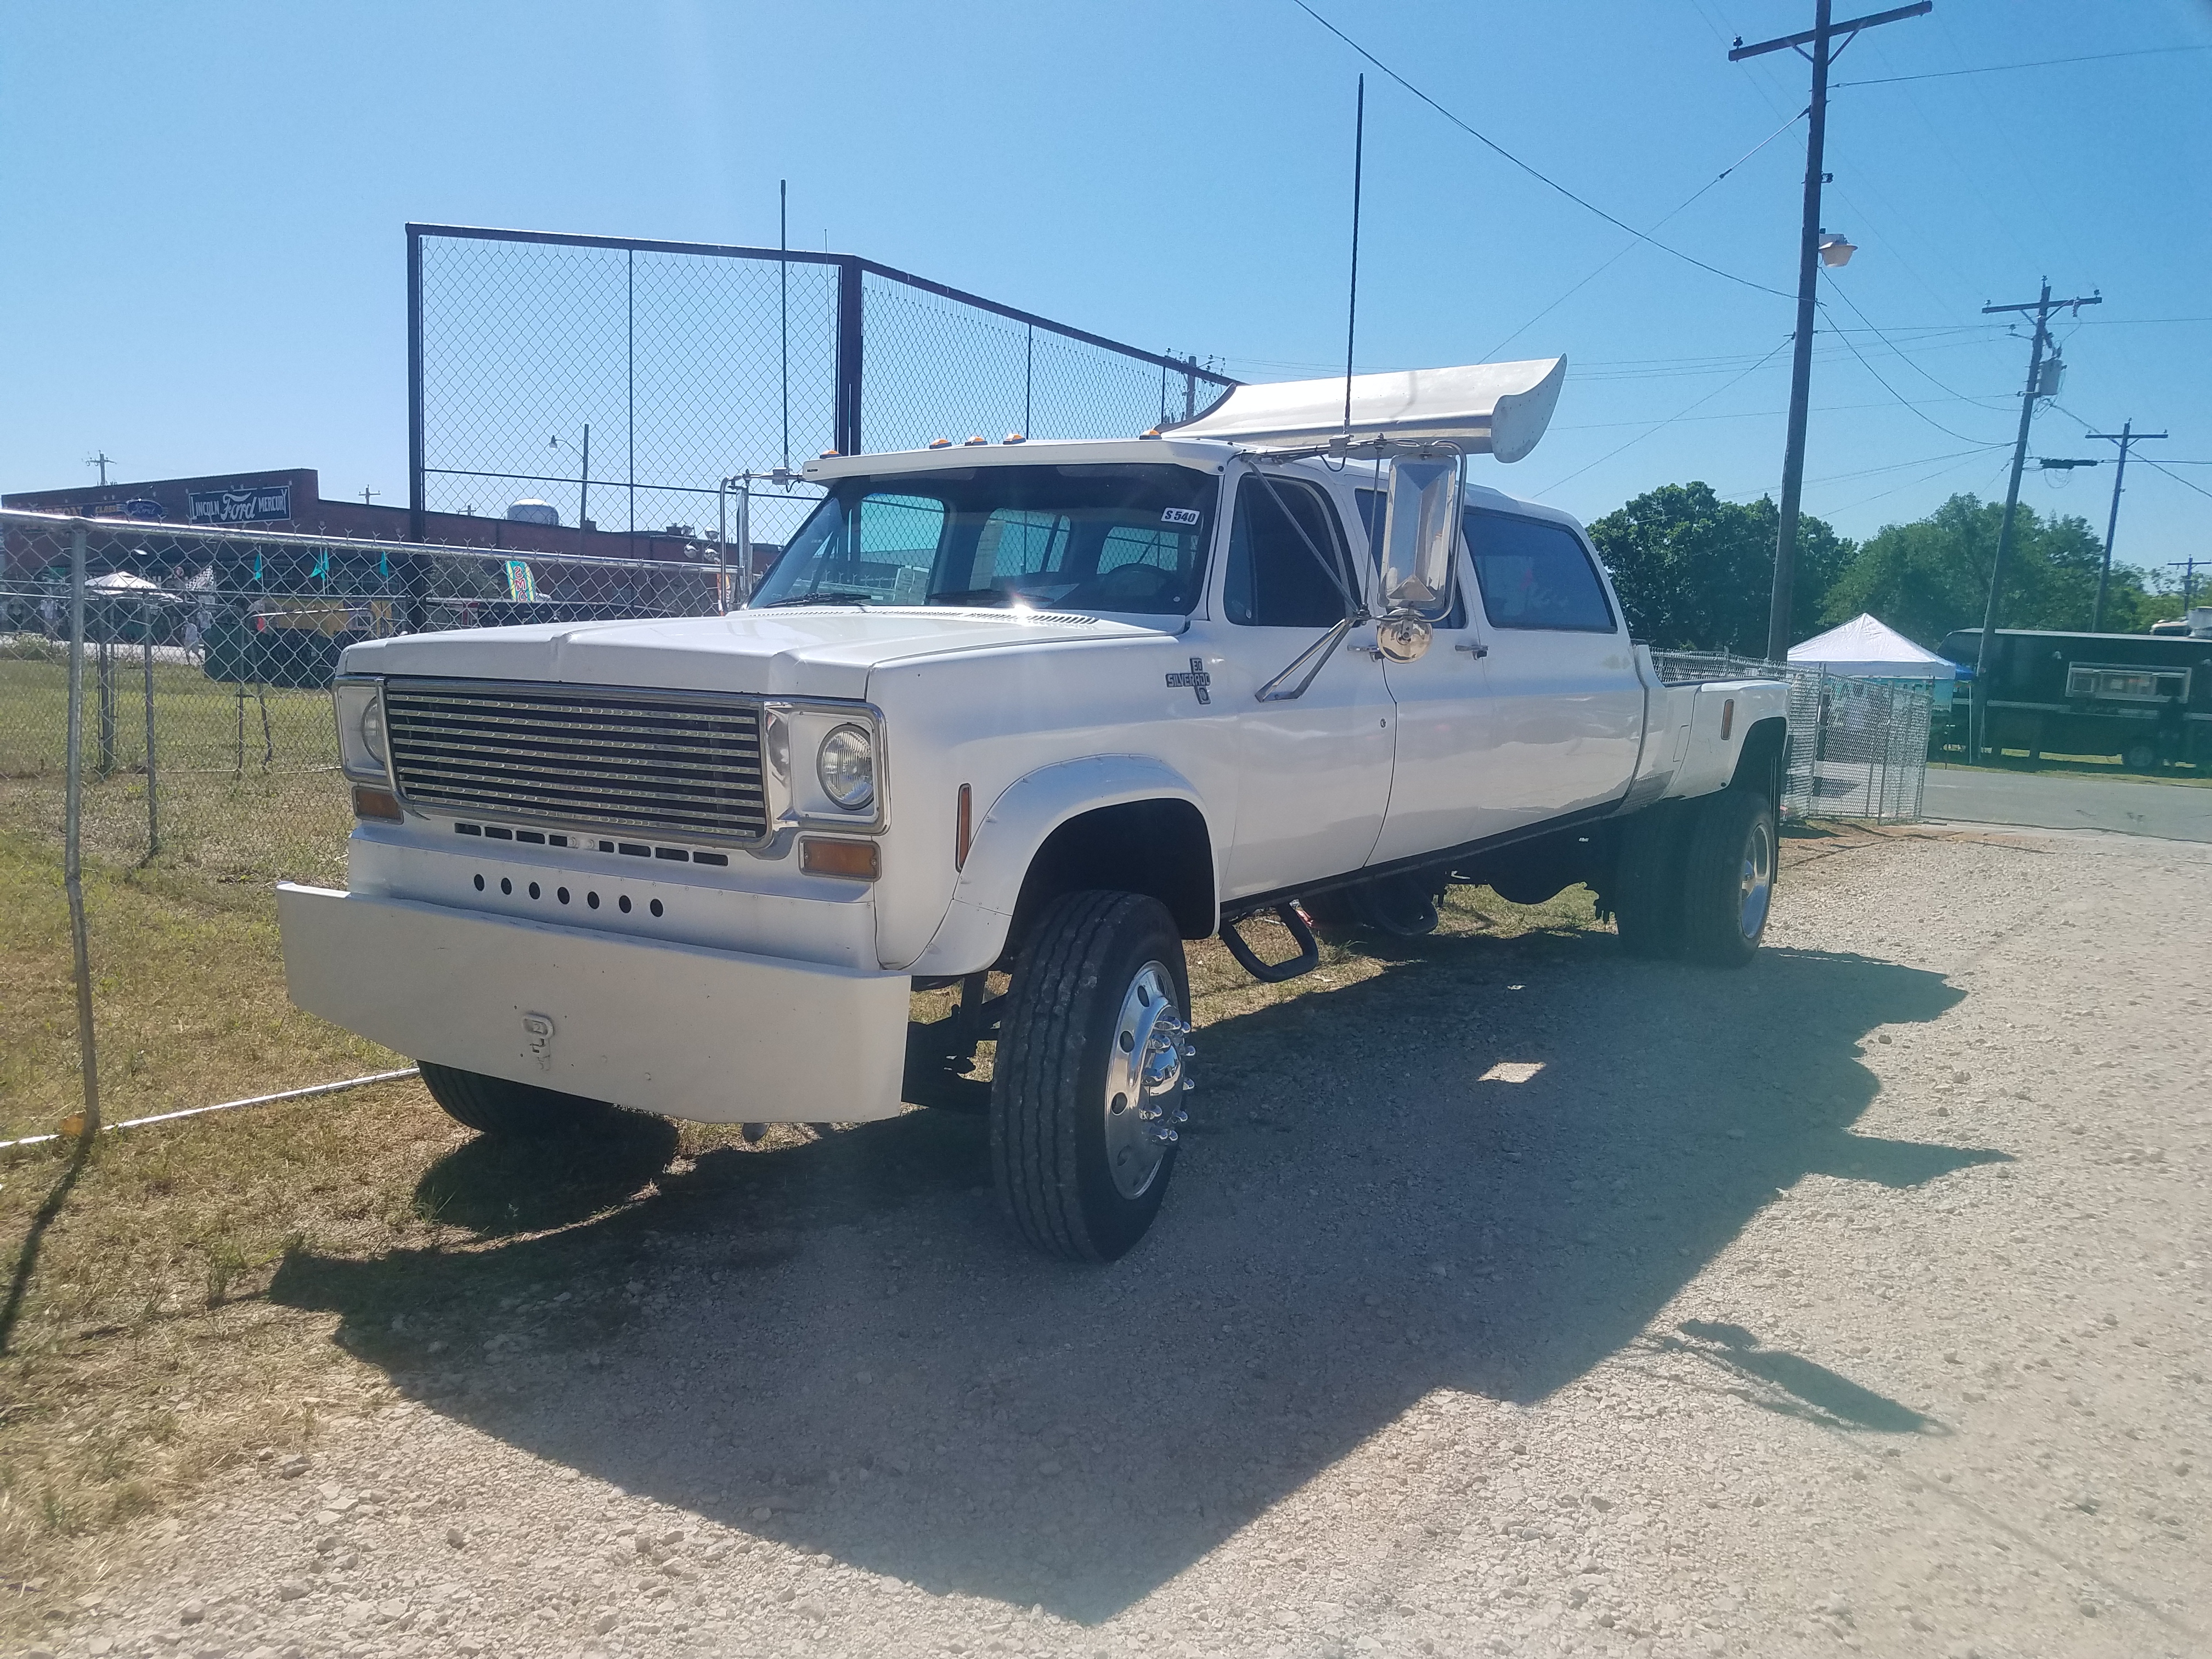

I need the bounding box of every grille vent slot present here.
[386,680,769,847]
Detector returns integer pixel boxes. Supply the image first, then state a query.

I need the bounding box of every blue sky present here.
[5,0,2209,595]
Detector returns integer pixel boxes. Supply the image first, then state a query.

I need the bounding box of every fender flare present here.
[904,754,1220,974]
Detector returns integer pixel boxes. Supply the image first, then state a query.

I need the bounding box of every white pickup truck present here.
[279,358,1788,1261]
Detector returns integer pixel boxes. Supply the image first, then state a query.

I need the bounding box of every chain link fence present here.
[410,224,1236,555]
[2,510,737,888]
[1651,650,1932,823]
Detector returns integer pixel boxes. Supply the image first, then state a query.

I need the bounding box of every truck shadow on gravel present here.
[273,933,2002,1622]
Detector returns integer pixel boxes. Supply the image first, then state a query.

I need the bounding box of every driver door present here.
[1193,469,1394,902]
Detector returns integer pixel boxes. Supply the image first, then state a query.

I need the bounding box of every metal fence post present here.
[141,600,160,861]
[63,522,101,1137]
[96,633,116,778]
[834,258,864,456]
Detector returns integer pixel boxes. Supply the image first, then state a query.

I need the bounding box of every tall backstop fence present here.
[409,223,1238,554]
[1652,650,1932,825]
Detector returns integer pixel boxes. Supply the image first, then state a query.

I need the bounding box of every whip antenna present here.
[1343,74,1364,438]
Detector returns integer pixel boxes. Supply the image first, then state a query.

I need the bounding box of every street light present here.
[549,425,590,556]
[1818,231,1857,268]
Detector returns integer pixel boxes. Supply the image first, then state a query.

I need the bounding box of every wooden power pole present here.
[1731,0,1931,663]
[1968,280,2101,761]
[2085,421,2166,631]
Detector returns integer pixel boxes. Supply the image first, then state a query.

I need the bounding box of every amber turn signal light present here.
[800,837,881,880]
[352,785,404,822]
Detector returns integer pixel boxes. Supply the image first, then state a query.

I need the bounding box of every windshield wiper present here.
[759,590,873,608]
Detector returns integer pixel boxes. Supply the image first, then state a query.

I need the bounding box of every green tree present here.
[1585,482,1851,655]
[1818,493,2166,645]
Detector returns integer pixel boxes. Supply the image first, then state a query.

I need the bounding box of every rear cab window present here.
[1463,509,1616,633]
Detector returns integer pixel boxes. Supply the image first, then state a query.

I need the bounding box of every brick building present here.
[3,467,776,580]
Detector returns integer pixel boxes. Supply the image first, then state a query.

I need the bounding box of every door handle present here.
[1454,640,1489,658]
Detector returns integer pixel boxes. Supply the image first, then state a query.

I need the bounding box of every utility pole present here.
[2172,556,2206,612]
[1731,0,1931,663]
[2086,421,2166,630]
[1969,280,2101,762]
[86,451,114,487]
[360,487,380,506]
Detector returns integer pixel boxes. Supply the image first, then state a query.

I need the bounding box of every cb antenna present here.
[1342,73,1364,439]
[779,179,791,473]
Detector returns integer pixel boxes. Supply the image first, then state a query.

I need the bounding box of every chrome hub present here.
[1738,817,1774,940]
[1103,960,1195,1199]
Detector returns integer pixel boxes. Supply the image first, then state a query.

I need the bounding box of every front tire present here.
[1679,787,1777,967]
[991,891,1193,1262]
[417,1061,618,1137]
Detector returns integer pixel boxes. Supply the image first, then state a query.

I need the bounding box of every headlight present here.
[334,678,390,784]
[815,725,875,811]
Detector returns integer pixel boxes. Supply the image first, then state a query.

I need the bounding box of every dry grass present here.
[0,656,350,884]
[0,832,391,1143]
[0,819,1605,1635]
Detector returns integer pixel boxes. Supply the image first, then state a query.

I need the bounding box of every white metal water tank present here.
[506,498,560,526]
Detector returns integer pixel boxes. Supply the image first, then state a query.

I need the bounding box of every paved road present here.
[1923,764,2212,840]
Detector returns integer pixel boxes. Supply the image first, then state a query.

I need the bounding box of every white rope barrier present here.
[0,1067,421,1152]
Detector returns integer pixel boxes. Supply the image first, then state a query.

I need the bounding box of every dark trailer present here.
[1940,627,2212,772]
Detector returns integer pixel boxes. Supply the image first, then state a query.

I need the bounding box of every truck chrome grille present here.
[382,679,770,846]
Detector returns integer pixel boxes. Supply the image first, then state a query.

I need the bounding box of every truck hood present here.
[337,606,1178,699]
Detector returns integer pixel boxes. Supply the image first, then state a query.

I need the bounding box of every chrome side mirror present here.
[1378,453,1463,622]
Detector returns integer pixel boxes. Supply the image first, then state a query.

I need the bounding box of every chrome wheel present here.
[1737,817,1774,940]
[1102,959,1193,1199]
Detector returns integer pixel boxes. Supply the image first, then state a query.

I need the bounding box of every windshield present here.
[749,463,1219,614]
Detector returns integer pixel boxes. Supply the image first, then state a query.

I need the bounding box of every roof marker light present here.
[963,435,988,446]
[928,437,953,449]
[1138,428,1163,440]
[819,449,839,459]
[1003,432,1026,444]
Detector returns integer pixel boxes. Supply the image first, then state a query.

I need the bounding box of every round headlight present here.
[358,697,386,763]
[816,725,875,811]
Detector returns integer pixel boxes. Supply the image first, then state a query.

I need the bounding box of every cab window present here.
[1223,476,1357,628]
[1463,510,1615,633]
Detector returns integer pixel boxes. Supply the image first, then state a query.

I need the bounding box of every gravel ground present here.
[17,826,2210,1659]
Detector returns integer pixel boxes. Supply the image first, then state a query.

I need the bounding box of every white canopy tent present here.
[1789,613,1957,709]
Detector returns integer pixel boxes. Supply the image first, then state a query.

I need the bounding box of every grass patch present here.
[0,830,394,1143]
[0,656,350,883]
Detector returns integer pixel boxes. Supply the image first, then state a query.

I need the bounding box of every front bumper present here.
[276,884,910,1122]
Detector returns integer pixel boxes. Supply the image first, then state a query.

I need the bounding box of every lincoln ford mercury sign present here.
[189,484,291,524]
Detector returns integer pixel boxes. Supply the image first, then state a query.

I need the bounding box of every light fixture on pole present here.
[1818,232,1857,268]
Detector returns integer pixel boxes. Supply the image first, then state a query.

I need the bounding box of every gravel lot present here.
[19,825,2210,1659]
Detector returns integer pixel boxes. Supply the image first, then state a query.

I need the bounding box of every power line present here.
[1531,333,1797,499]
[1289,1,1795,300]
[2143,460,2212,503]
[1816,285,2008,410]
[1811,445,2013,517]
[1833,43,2211,87]
[2050,403,2212,502]
[1478,107,1809,359]
[1815,302,2010,445]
